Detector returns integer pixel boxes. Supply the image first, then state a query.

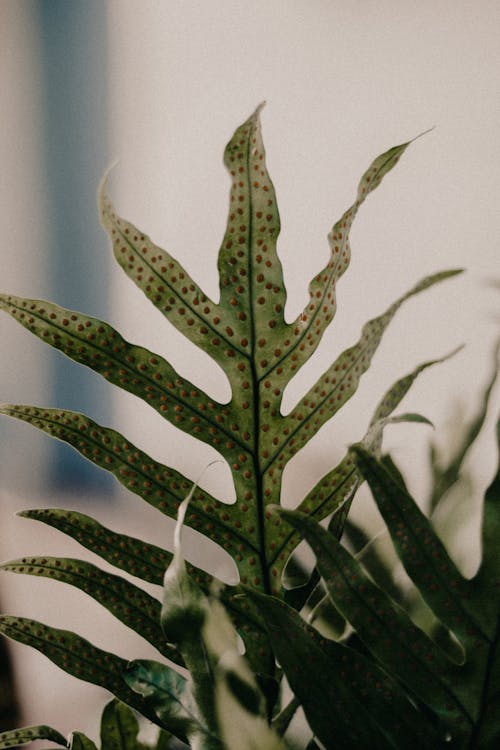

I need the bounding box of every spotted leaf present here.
[271,352,453,575]
[0,405,255,561]
[0,556,179,663]
[271,269,461,470]
[1,108,460,604]
[0,295,248,455]
[0,726,66,750]
[0,616,165,729]
[100,699,141,750]
[15,507,269,674]
[18,508,175,585]
[274,140,413,388]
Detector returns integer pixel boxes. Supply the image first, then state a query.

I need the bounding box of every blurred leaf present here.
[100,700,140,750]
[68,734,97,750]
[429,340,500,511]
[279,508,466,732]
[248,589,440,749]
[124,660,193,744]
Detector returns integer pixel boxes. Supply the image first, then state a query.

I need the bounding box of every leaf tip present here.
[97,161,119,220]
[410,126,436,144]
[254,101,266,117]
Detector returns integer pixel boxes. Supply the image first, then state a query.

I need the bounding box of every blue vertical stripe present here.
[36,1,112,491]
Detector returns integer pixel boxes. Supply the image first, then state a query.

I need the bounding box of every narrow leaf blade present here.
[98,176,235,372]
[270,353,451,575]
[0,616,162,727]
[279,509,471,733]
[248,590,441,749]
[0,726,66,750]
[18,508,172,585]
[353,446,483,645]
[0,557,178,662]
[277,138,415,382]
[273,269,462,465]
[0,405,256,559]
[0,295,245,455]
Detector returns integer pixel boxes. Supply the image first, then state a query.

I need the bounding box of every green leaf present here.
[98,174,233,373]
[123,660,194,744]
[0,557,178,663]
[352,446,483,645]
[429,340,500,511]
[273,269,460,469]
[0,405,254,561]
[357,423,500,747]
[1,109,467,734]
[272,352,452,576]
[268,138,413,388]
[17,507,272,678]
[18,508,173,586]
[68,734,97,750]
[248,589,441,749]
[0,295,238,456]
[0,726,66,750]
[1,108,461,600]
[279,508,470,733]
[100,699,140,750]
[0,616,162,728]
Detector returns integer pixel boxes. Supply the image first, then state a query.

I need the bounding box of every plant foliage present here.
[1,106,491,748]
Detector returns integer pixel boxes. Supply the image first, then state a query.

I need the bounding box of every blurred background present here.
[0,0,499,741]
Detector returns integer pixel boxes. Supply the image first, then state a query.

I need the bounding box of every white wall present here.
[1,0,499,742]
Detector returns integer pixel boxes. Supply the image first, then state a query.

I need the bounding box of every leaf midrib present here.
[245,126,272,596]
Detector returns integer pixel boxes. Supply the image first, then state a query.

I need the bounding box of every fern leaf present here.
[1,107,461,599]
[248,588,441,749]
[0,557,178,662]
[0,726,66,750]
[279,508,469,731]
[0,616,165,728]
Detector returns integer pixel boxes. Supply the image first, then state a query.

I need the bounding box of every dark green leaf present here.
[429,340,499,511]
[68,734,97,750]
[0,295,239,456]
[279,508,471,732]
[248,589,441,749]
[0,406,254,561]
[100,699,140,750]
[18,508,172,586]
[353,446,483,646]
